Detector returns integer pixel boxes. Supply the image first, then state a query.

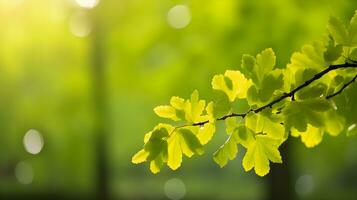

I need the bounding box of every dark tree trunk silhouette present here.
[89,8,109,200]
[267,141,293,200]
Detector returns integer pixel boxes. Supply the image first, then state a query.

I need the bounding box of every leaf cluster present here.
[132,11,357,176]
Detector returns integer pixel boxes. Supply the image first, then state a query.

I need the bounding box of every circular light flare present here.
[69,11,92,37]
[295,174,314,196]
[75,0,99,9]
[15,162,34,185]
[164,178,186,200]
[23,129,44,155]
[167,5,191,29]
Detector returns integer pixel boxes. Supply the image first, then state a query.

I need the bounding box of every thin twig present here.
[326,73,357,99]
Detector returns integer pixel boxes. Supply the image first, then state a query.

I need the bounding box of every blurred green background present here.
[1,0,357,199]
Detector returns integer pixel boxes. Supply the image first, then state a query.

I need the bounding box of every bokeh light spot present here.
[69,11,92,37]
[295,174,314,196]
[75,0,99,9]
[15,162,34,185]
[348,123,356,132]
[167,5,191,29]
[164,178,186,200]
[23,129,44,155]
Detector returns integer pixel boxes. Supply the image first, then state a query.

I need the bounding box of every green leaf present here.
[245,112,285,140]
[150,152,165,174]
[324,110,345,136]
[167,128,205,170]
[145,137,167,162]
[211,91,231,118]
[170,96,185,110]
[256,48,276,75]
[167,133,183,170]
[324,37,343,63]
[155,91,208,124]
[247,70,283,105]
[179,129,204,155]
[291,125,323,148]
[349,48,357,61]
[154,105,178,121]
[225,117,238,135]
[132,124,173,173]
[247,86,259,105]
[132,149,149,164]
[236,125,254,148]
[145,139,168,173]
[196,123,216,145]
[187,90,206,123]
[288,42,327,72]
[283,98,331,132]
[212,70,252,102]
[213,132,239,168]
[296,84,327,100]
[327,16,349,45]
[258,70,284,102]
[349,10,357,46]
[240,48,277,86]
[241,54,258,83]
[242,134,282,176]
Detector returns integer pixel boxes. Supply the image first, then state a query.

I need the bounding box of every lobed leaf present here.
[242,133,282,177]
[327,16,349,45]
[213,132,239,168]
[212,70,252,102]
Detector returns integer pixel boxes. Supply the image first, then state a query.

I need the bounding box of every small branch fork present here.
[189,63,357,127]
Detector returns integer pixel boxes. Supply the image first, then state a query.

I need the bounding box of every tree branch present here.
[326,73,357,99]
[189,63,357,128]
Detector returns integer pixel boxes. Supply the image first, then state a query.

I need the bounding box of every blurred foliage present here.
[0,0,357,199]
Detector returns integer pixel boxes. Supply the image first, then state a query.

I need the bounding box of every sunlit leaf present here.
[154,105,178,121]
[132,149,149,164]
[328,16,349,45]
[213,132,239,168]
[166,128,204,170]
[212,70,252,101]
[242,134,282,176]
[196,123,216,145]
[291,125,323,148]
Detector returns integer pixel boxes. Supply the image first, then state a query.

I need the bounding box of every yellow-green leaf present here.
[213,132,239,168]
[166,128,204,171]
[132,149,149,164]
[256,48,276,75]
[245,112,285,140]
[291,125,323,148]
[196,123,216,145]
[167,133,182,170]
[188,90,206,123]
[242,134,282,176]
[349,10,357,45]
[324,110,345,136]
[170,96,185,110]
[212,70,252,102]
[154,105,178,121]
[328,16,349,45]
